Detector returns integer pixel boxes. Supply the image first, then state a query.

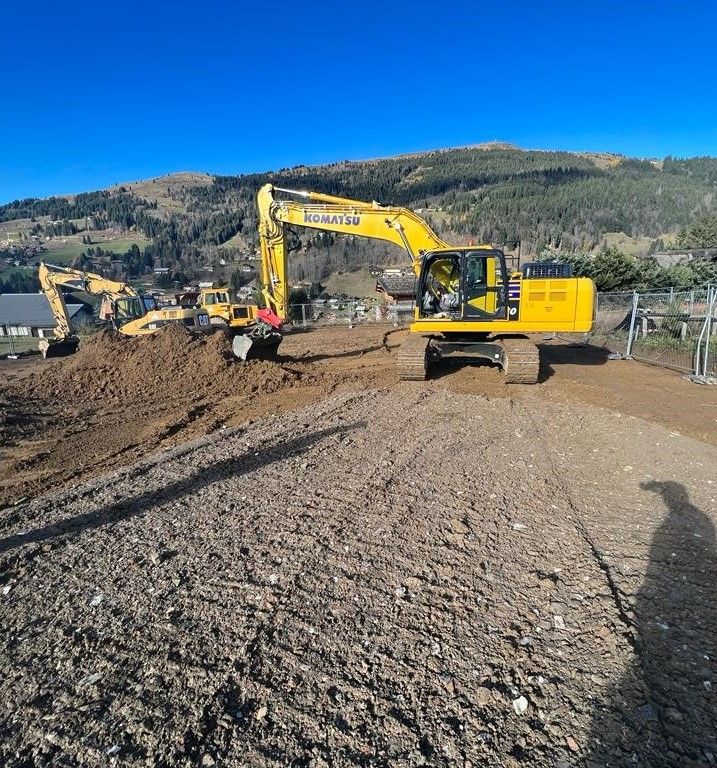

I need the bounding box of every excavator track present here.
[396,334,431,381]
[501,337,540,384]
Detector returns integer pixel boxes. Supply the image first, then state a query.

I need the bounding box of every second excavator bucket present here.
[232,334,254,361]
[39,337,80,359]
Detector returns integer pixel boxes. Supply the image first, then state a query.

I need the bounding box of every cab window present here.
[465,254,486,287]
[114,297,146,325]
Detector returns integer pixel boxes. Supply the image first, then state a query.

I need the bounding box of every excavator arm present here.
[257,184,450,320]
[39,262,138,339]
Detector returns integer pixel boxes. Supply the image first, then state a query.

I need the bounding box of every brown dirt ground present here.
[1,325,717,766]
[0,325,715,508]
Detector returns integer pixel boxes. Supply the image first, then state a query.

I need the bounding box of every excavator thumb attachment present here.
[232,309,283,361]
[38,337,80,359]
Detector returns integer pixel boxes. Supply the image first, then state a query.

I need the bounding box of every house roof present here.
[376,275,417,300]
[0,293,88,328]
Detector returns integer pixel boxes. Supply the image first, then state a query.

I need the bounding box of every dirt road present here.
[1,366,716,765]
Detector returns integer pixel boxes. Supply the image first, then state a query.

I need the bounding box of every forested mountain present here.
[3,146,717,286]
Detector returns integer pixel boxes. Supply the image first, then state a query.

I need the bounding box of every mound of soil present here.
[15,326,312,403]
[0,326,341,506]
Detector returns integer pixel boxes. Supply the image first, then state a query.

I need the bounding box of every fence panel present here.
[287,303,413,328]
[558,292,635,356]
[564,286,716,380]
[0,325,40,358]
[629,290,710,373]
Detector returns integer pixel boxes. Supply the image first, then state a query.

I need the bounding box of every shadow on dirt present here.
[0,421,364,555]
[588,481,717,766]
[0,396,46,444]
[426,342,610,384]
[537,342,610,382]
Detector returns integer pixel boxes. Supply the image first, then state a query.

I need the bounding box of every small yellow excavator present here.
[257,185,596,382]
[38,262,210,358]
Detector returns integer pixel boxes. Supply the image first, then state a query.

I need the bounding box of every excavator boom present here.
[257,184,450,319]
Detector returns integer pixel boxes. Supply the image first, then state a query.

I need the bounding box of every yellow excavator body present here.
[256,185,596,382]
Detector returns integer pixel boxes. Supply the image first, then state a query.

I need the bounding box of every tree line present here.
[544,244,717,292]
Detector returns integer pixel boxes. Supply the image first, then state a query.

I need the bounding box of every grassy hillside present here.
[41,235,150,264]
[2,146,717,286]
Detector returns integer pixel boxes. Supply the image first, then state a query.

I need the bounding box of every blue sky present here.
[1,0,716,202]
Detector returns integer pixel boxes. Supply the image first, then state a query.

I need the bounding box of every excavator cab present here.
[112,295,157,329]
[417,248,509,322]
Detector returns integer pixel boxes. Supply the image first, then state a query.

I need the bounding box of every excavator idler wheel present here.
[501,338,540,384]
[396,334,431,381]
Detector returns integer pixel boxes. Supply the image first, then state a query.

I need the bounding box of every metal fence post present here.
[5,323,17,358]
[703,286,715,377]
[625,291,639,357]
[301,304,307,329]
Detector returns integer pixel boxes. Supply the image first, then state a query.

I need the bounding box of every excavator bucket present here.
[232,323,283,360]
[39,337,80,359]
[232,332,283,361]
[232,334,254,361]
[232,310,284,361]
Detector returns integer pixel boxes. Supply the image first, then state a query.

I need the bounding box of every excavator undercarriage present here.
[395,334,540,383]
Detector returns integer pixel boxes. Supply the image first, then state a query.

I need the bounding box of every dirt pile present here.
[0,326,339,506]
[15,326,314,403]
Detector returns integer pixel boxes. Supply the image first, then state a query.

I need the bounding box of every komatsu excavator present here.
[38,262,210,358]
[257,185,596,382]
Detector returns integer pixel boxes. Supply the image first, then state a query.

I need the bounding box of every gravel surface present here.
[1,384,715,767]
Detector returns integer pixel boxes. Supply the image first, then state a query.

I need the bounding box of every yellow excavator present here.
[183,284,281,360]
[257,184,596,382]
[38,262,210,358]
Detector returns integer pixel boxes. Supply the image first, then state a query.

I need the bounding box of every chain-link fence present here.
[287,302,414,328]
[566,286,717,380]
